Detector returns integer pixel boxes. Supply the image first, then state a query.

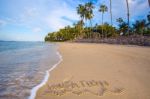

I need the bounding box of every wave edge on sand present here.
[28,49,63,99]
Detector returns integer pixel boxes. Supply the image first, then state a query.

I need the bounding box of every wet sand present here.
[36,43,150,99]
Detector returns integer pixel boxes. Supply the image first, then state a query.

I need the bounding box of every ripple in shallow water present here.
[0,41,60,99]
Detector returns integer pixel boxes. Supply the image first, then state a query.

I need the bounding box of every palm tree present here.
[99,4,108,38]
[77,4,86,37]
[116,18,124,24]
[126,0,130,35]
[117,17,129,35]
[133,20,147,35]
[148,0,150,7]
[85,2,94,38]
[85,2,94,27]
[147,12,150,24]
[77,4,85,23]
[109,0,113,26]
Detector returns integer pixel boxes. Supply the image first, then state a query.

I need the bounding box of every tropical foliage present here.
[45,1,150,42]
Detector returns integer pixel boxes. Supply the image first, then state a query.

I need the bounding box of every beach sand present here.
[36,43,150,99]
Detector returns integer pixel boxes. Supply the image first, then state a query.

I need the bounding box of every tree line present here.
[45,1,150,42]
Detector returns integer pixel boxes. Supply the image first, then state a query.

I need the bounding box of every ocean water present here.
[0,41,61,99]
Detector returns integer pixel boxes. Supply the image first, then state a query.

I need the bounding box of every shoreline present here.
[36,42,150,99]
[29,46,63,99]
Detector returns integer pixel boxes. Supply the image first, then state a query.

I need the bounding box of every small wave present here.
[28,50,63,99]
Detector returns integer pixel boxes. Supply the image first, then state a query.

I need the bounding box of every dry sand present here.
[36,43,150,99]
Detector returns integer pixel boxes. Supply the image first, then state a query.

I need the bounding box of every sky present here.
[0,0,149,41]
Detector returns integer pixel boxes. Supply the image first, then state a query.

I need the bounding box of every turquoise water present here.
[0,41,60,99]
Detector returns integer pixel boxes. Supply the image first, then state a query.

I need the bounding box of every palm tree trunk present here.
[90,19,92,38]
[79,19,83,38]
[126,0,130,36]
[110,0,113,26]
[102,13,104,38]
[85,20,89,38]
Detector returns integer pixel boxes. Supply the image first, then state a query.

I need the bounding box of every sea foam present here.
[28,51,62,99]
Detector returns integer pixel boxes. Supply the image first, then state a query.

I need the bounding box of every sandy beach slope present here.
[36,43,150,99]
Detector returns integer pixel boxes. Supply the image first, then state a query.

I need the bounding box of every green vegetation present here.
[45,1,150,43]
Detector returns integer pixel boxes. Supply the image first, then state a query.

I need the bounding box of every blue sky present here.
[0,0,149,41]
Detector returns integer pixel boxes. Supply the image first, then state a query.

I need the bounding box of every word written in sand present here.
[44,80,124,96]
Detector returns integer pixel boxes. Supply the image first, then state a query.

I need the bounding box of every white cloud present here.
[0,7,40,28]
[0,19,7,26]
[129,0,149,18]
[44,1,79,31]
[32,27,42,33]
[19,7,39,22]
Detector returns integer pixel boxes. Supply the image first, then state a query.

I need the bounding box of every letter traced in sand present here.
[43,80,124,97]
